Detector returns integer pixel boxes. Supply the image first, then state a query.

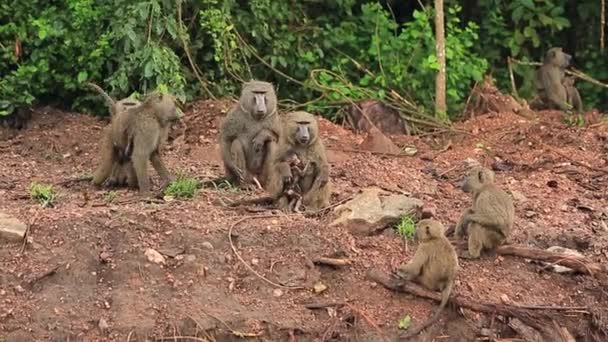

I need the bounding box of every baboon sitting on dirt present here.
[533,47,577,112]
[454,166,514,259]
[219,80,281,188]
[268,111,330,211]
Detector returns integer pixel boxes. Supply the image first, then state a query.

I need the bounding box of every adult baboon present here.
[268,111,330,211]
[219,80,281,187]
[533,47,574,111]
[92,92,181,196]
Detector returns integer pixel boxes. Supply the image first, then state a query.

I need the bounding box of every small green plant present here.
[563,113,585,127]
[29,182,56,207]
[398,314,412,330]
[104,191,118,203]
[395,215,416,240]
[163,175,201,199]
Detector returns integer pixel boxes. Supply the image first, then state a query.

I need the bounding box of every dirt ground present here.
[1,98,608,342]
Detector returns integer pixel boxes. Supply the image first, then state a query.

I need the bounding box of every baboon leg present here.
[462,223,484,259]
[150,151,172,186]
[454,208,474,238]
[229,139,249,184]
[132,153,150,196]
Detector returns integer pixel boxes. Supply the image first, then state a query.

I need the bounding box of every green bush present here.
[29,182,56,207]
[395,215,416,240]
[164,175,200,199]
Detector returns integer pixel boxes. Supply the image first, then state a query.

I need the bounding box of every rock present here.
[98,318,110,334]
[201,241,214,250]
[144,248,166,265]
[331,187,423,236]
[313,282,328,294]
[185,255,196,263]
[0,212,27,242]
[272,289,283,297]
[510,190,527,203]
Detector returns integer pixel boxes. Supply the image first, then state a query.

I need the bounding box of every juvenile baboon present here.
[86,82,141,117]
[563,76,583,113]
[395,219,458,338]
[92,92,181,196]
[268,111,330,211]
[533,47,573,111]
[219,80,281,187]
[454,166,515,259]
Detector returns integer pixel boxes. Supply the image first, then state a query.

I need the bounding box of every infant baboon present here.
[268,111,330,211]
[219,80,281,187]
[92,92,181,196]
[563,76,583,113]
[395,219,458,337]
[86,82,141,117]
[454,166,515,259]
[275,149,311,212]
[533,47,574,112]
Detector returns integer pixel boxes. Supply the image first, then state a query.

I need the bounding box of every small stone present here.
[500,294,510,303]
[251,258,259,265]
[98,318,110,334]
[403,145,418,156]
[145,248,166,265]
[510,190,527,203]
[0,213,27,242]
[201,242,214,250]
[185,255,196,263]
[197,265,207,277]
[524,210,536,218]
[313,282,328,294]
[480,328,492,337]
[272,289,283,297]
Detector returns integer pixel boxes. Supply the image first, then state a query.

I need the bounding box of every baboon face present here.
[461,167,494,193]
[281,150,301,167]
[286,111,318,146]
[240,81,277,120]
[146,92,182,122]
[416,219,444,242]
[545,47,571,68]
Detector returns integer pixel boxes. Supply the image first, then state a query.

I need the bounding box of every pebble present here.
[145,248,166,265]
[98,318,110,334]
[201,242,214,250]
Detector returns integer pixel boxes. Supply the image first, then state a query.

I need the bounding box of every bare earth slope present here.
[1,101,608,341]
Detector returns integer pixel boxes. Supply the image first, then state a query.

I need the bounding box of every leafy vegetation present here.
[28,182,56,207]
[164,175,200,199]
[395,215,417,240]
[1,0,606,121]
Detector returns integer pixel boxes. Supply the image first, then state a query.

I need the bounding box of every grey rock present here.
[0,212,27,242]
[331,187,423,236]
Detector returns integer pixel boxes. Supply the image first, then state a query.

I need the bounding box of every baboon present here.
[276,149,310,212]
[86,82,141,117]
[87,82,143,187]
[219,80,281,187]
[268,111,330,211]
[563,76,583,113]
[92,92,181,196]
[533,47,573,111]
[394,219,458,338]
[454,166,515,259]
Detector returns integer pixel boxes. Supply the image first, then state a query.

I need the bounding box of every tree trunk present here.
[434,0,447,118]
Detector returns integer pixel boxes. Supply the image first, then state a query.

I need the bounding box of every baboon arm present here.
[150,151,172,183]
[462,212,504,235]
[396,252,426,279]
[454,208,474,237]
[220,133,242,179]
[544,72,571,111]
[270,162,293,199]
[302,160,329,202]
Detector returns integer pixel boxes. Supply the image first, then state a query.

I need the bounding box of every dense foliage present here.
[1,0,606,120]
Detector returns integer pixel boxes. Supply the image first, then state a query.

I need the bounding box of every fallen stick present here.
[312,257,351,267]
[495,245,607,277]
[366,268,559,339]
[304,301,346,310]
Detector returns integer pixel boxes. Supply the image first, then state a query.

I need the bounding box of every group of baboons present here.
[82,47,578,336]
[88,80,330,211]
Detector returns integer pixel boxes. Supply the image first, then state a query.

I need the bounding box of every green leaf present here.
[398,315,412,330]
[553,17,570,29]
[523,26,536,38]
[144,61,154,78]
[519,0,535,10]
[77,71,88,83]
